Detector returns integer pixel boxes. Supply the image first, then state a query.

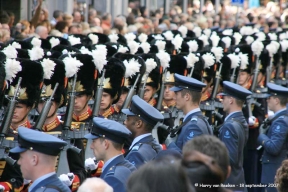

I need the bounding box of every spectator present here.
[51,10,63,26]
[101,13,112,31]
[88,8,97,25]
[78,178,113,192]
[127,158,194,192]
[7,11,15,29]
[55,21,69,34]
[275,160,288,192]
[68,25,79,34]
[73,11,82,23]
[0,29,10,43]
[38,20,52,33]
[35,25,48,39]
[63,13,73,27]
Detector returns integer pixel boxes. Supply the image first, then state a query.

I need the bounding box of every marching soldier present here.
[257,83,288,192]
[122,95,163,168]
[84,117,136,192]
[165,74,213,153]
[218,81,252,192]
[9,128,70,192]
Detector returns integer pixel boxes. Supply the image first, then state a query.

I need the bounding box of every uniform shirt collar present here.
[28,172,55,192]
[274,108,287,117]
[183,108,201,122]
[102,154,122,172]
[224,111,241,122]
[129,133,152,150]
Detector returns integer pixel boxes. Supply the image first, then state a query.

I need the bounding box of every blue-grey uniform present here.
[218,81,252,192]
[122,95,163,168]
[257,83,288,192]
[9,127,70,192]
[84,117,136,192]
[167,74,213,152]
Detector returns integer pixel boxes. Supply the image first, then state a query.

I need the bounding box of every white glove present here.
[85,157,98,171]
[268,110,274,118]
[23,179,31,185]
[248,116,256,126]
[0,185,4,190]
[59,173,74,186]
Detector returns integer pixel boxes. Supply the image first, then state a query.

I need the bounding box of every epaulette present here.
[106,166,116,176]
[131,143,143,151]
[190,117,198,122]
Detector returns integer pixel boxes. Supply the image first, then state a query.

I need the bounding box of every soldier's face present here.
[37,101,58,118]
[116,93,128,109]
[238,72,250,86]
[74,94,90,114]
[222,96,231,113]
[124,116,138,138]
[143,86,155,103]
[267,96,277,112]
[164,84,175,101]
[100,92,112,110]
[90,138,105,160]
[18,151,33,180]
[12,103,31,124]
[174,91,185,110]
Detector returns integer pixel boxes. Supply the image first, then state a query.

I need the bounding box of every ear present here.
[103,139,110,149]
[31,153,39,166]
[137,119,144,128]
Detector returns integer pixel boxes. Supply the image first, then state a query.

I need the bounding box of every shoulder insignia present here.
[130,161,136,166]
[186,131,194,140]
[279,116,284,119]
[106,166,116,176]
[274,125,281,133]
[191,117,197,122]
[224,130,231,139]
[131,144,141,151]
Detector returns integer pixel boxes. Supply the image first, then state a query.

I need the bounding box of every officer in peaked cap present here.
[10,128,70,192]
[84,117,136,192]
[122,95,163,168]
[257,83,288,192]
[165,74,213,153]
[217,81,252,192]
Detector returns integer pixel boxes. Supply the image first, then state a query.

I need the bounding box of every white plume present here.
[49,37,60,48]
[140,42,151,53]
[128,41,140,54]
[199,34,209,47]
[184,53,199,68]
[227,53,240,69]
[211,47,224,62]
[178,25,188,38]
[123,58,141,78]
[28,47,44,60]
[31,37,41,47]
[233,32,242,45]
[266,43,277,57]
[202,53,215,68]
[268,33,277,41]
[222,29,233,36]
[187,40,198,52]
[40,58,56,79]
[251,41,264,56]
[62,49,68,55]
[245,36,254,45]
[2,45,18,59]
[155,40,166,51]
[80,46,92,55]
[4,58,22,82]
[92,45,108,71]
[163,31,174,41]
[193,26,202,38]
[279,33,287,41]
[138,33,148,43]
[125,32,136,42]
[203,28,211,37]
[68,36,81,46]
[145,58,157,73]
[256,32,266,41]
[238,52,249,69]
[88,34,99,45]
[271,41,280,51]
[11,42,21,49]
[172,34,183,52]
[118,45,128,53]
[240,26,254,36]
[221,36,231,49]
[154,34,164,40]
[210,32,220,47]
[63,57,83,77]
[156,50,170,70]
[109,33,119,43]
[280,40,288,52]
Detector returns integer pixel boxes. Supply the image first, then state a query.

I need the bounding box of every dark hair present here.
[235,99,244,107]
[275,96,288,106]
[0,11,10,24]
[53,10,63,19]
[181,89,202,104]
[183,135,230,178]
[127,158,194,192]
[55,21,68,33]
[275,159,288,192]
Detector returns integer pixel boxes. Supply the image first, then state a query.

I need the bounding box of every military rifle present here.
[156,69,167,111]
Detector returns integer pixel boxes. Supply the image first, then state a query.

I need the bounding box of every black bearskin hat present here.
[88,33,110,44]
[191,55,205,81]
[46,36,71,46]
[259,49,270,75]
[165,55,188,83]
[51,44,80,55]
[237,44,253,74]
[0,63,5,107]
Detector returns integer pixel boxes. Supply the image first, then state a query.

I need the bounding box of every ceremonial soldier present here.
[218,81,252,192]
[165,74,213,153]
[36,56,86,191]
[10,128,70,192]
[84,117,136,192]
[122,95,163,168]
[257,83,288,192]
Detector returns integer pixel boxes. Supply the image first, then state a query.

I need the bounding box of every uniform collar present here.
[43,117,61,132]
[274,108,287,117]
[129,133,152,150]
[148,98,157,107]
[102,154,123,173]
[100,106,115,118]
[224,111,242,122]
[28,172,55,192]
[183,108,201,122]
[73,107,92,122]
